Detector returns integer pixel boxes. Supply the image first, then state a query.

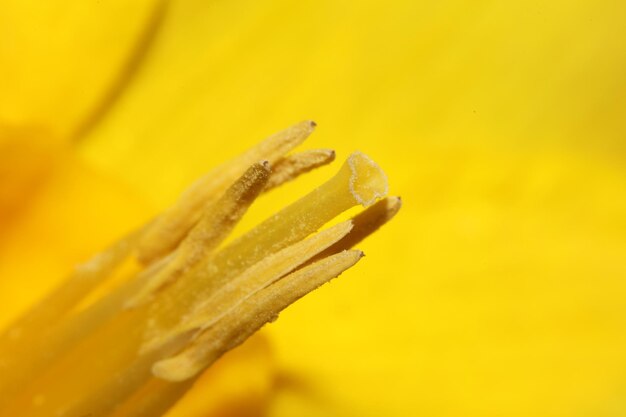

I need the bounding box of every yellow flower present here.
[1,1,626,417]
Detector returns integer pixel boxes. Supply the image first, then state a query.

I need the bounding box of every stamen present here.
[152,250,364,382]
[0,230,141,408]
[136,121,316,264]
[108,377,195,417]
[141,220,353,351]
[128,161,271,307]
[317,196,402,259]
[0,121,397,417]
[0,230,138,350]
[264,149,335,191]
[143,151,388,339]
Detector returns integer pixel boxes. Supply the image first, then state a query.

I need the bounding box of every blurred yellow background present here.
[1,0,626,416]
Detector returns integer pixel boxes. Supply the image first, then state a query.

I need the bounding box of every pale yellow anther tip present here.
[388,196,402,211]
[296,120,316,135]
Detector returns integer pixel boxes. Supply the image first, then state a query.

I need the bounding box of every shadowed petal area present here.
[0,146,149,330]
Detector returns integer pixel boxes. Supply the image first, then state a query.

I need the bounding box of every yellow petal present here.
[0,0,163,142]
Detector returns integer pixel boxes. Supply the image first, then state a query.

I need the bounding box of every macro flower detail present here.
[0,121,399,417]
[3,1,624,415]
